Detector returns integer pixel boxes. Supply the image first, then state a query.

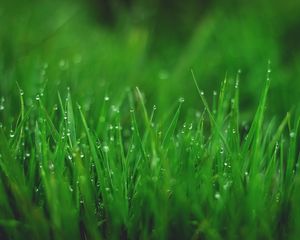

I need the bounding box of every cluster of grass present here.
[0,68,299,239]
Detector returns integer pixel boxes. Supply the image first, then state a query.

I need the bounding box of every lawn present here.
[0,0,300,239]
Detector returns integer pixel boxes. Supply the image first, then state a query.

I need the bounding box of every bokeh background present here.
[1,0,300,121]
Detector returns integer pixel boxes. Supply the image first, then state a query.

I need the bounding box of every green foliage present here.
[0,73,299,239]
[1,0,300,239]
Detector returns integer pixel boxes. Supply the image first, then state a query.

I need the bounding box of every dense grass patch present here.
[1,1,300,238]
[0,70,299,239]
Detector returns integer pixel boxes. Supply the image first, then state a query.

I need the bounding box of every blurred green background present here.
[1,0,300,120]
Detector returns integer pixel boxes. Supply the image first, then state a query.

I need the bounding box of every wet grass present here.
[0,66,299,239]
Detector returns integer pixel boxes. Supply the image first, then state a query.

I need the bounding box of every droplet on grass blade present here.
[103,145,109,153]
[9,130,15,138]
[0,97,5,110]
[290,132,296,138]
[49,163,54,171]
[220,147,224,154]
[214,192,221,200]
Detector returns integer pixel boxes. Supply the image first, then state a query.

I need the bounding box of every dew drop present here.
[220,147,224,154]
[49,163,54,171]
[9,130,15,138]
[0,97,5,110]
[214,192,221,200]
[290,132,296,138]
[103,145,109,153]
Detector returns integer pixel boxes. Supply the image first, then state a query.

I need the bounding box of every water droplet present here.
[49,163,54,171]
[35,94,40,101]
[213,91,217,96]
[200,91,204,96]
[178,97,185,103]
[111,105,119,113]
[290,132,296,138]
[275,142,279,151]
[105,187,110,192]
[20,89,24,96]
[9,130,15,138]
[104,96,110,101]
[69,186,74,192]
[220,147,224,154]
[214,192,221,199]
[235,79,239,89]
[0,97,5,110]
[103,145,109,153]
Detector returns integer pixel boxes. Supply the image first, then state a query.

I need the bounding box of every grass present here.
[1,2,300,239]
[0,67,299,239]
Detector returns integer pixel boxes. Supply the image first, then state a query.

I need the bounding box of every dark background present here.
[1,0,300,121]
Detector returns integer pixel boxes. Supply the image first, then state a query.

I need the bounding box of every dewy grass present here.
[0,72,299,240]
